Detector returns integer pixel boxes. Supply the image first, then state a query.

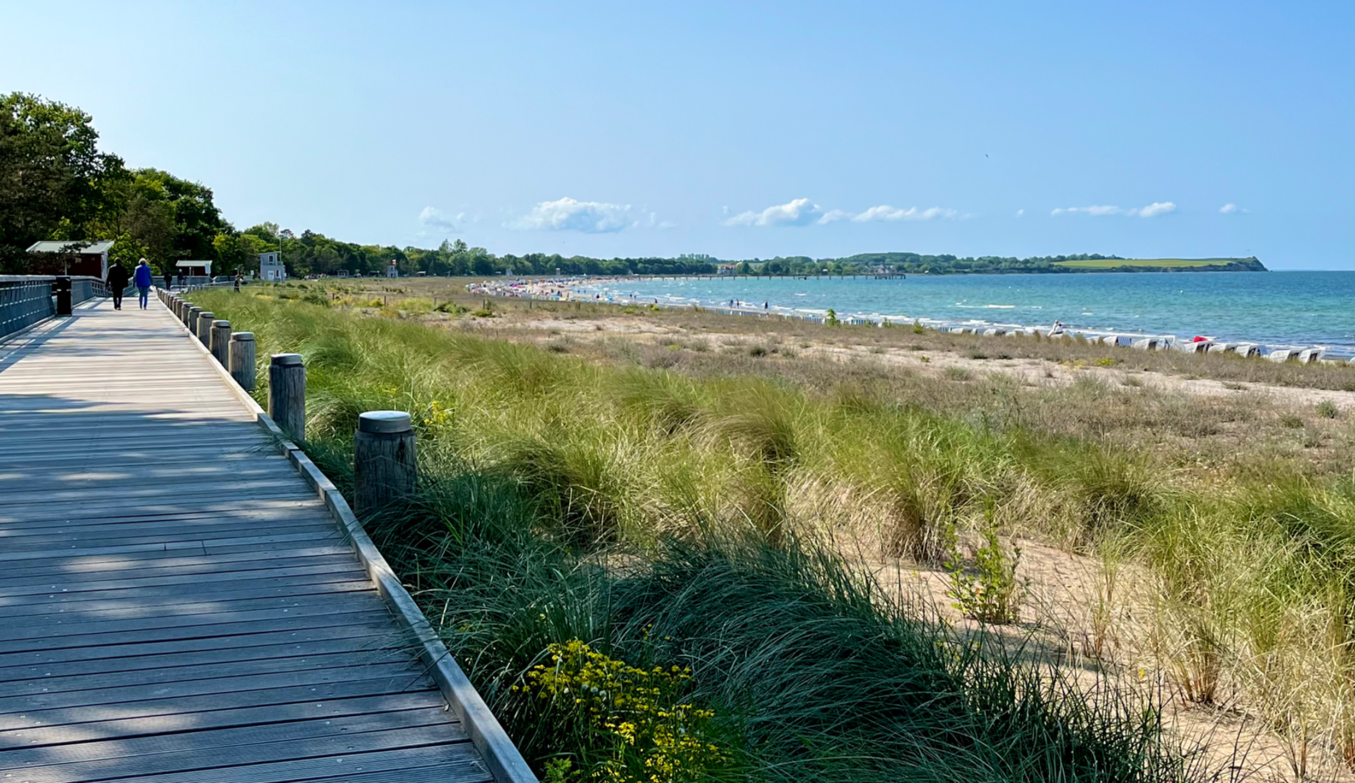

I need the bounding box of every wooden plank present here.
[0,613,397,663]
[0,676,444,734]
[0,547,355,582]
[90,742,486,783]
[0,580,378,619]
[0,560,362,597]
[0,647,417,699]
[0,621,402,672]
[0,517,337,547]
[0,691,446,748]
[0,661,425,718]
[0,598,385,650]
[0,709,461,777]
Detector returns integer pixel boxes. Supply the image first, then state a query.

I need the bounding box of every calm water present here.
[579,271,1355,355]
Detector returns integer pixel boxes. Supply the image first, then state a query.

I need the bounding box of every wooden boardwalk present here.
[0,299,500,782]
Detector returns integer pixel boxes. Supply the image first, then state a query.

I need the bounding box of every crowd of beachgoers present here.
[466,277,1354,365]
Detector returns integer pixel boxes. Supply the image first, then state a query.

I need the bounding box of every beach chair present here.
[1267,349,1294,363]
[1296,348,1324,364]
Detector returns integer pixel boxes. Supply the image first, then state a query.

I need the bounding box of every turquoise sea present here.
[578,272,1355,358]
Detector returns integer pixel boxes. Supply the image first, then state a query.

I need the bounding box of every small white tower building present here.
[260,251,286,282]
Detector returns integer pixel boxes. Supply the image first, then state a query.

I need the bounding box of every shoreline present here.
[466,275,1355,363]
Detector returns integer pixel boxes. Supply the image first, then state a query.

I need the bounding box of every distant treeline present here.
[1,92,1262,279]
[272,245,1263,279]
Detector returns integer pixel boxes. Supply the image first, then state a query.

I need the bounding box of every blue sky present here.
[3,1,1351,268]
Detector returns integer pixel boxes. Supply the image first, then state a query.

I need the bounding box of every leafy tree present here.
[0,92,124,271]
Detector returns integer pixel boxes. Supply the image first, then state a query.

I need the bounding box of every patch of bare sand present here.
[472,314,1355,413]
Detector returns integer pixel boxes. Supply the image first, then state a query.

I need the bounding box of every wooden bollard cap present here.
[198,311,214,319]
[271,353,303,366]
[359,411,412,434]
[213,320,229,327]
[231,332,254,341]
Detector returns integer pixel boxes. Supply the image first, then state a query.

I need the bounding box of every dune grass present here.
[191,287,1355,780]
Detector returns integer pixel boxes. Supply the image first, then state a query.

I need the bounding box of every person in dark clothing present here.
[106,263,129,310]
[163,271,172,290]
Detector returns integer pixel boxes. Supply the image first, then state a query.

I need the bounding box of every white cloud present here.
[725,198,823,227]
[1052,202,1176,218]
[1132,201,1176,218]
[512,197,634,233]
[1219,203,1247,214]
[1052,205,1125,217]
[727,199,966,227]
[851,205,960,222]
[418,206,462,233]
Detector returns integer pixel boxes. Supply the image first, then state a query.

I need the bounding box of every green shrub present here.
[520,640,732,782]
[944,516,1026,624]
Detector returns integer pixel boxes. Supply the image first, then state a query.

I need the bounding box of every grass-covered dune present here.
[190,286,1355,781]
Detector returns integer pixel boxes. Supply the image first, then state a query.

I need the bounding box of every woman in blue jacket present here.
[134,259,153,309]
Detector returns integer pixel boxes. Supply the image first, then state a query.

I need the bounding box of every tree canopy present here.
[0,93,123,270]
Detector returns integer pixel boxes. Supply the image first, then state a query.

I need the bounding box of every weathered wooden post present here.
[229,332,256,391]
[195,311,215,346]
[186,305,201,329]
[210,319,231,365]
[269,354,306,441]
[354,411,417,519]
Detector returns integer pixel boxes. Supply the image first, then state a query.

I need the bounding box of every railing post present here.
[195,311,215,346]
[210,319,231,365]
[186,305,201,329]
[269,354,306,442]
[354,411,417,519]
[54,276,72,316]
[229,332,256,391]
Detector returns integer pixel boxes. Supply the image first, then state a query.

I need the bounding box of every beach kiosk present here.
[176,260,212,285]
[260,251,286,282]
[25,240,114,278]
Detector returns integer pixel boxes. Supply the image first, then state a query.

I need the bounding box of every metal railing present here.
[0,275,110,341]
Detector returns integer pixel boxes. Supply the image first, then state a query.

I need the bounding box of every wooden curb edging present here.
[166,293,538,783]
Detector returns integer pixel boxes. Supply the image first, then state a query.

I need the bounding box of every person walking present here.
[134,259,153,310]
[106,262,129,310]
[163,270,172,291]
[234,270,242,292]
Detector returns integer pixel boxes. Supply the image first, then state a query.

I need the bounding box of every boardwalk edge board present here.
[171,292,538,783]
